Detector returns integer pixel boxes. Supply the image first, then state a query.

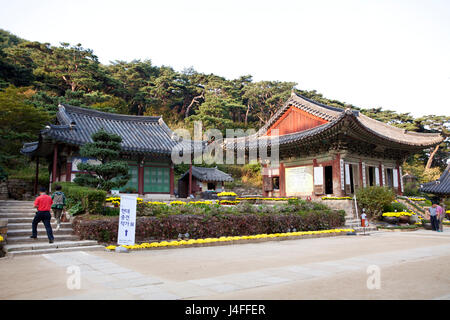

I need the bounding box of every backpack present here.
[53,192,64,206]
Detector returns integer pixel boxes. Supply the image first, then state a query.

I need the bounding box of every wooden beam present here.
[188,164,192,196]
[52,144,58,184]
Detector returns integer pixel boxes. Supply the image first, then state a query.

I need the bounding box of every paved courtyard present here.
[1,228,450,300]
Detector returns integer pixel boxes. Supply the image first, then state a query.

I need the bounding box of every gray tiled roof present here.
[419,164,450,195]
[226,92,443,150]
[180,166,234,182]
[22,104,204,156]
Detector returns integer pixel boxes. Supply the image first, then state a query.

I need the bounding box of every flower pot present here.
[398,215,410,224]
[410,214,419,224]
[422,222,432,230]
[383,216,399,224]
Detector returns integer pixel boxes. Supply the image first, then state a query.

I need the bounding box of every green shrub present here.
[52,182,107,214]
[0,165,8,182]
[102,206,120,216]
[356,186,396,219]
[72,209,346,243]
[383,201,408,213]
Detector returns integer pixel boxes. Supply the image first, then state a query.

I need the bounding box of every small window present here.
[272,177,280,190]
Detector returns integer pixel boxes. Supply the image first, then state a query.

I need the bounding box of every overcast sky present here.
[1,0,449,117]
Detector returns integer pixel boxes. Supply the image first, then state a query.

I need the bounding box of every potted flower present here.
[217,192,237,201]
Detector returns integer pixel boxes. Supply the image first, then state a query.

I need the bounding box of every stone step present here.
[7,222,72,230]
[7,228,73,237]
[7,245,105,257]
[6,217,60,223]
[0,213,41,218]
[6,235,79,243]
[5,240,99,252]
[0,201,35,205]
[346,223,361,228]
[352,226,378,233]
[0,209,38,214]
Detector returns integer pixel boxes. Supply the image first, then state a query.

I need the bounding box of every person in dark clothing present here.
[31,187,54,243]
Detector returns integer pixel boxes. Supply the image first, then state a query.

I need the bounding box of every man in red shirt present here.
[31,187,54,243]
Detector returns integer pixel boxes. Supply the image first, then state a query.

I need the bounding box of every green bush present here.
[52,182,107,214]
[356,186,396,219]
[383,201,408,213]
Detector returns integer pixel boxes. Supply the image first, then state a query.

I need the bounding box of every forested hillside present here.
[0,28,448,185]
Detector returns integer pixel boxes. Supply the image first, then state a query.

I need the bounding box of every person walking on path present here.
[51,185,66,231]
[436,201,444,232]
[428,202,443,232]
[31,187,54,243]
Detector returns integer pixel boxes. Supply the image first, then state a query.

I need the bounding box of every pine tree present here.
[74,129,130,191]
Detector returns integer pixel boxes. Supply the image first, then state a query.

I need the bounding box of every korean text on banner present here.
[118,195,137,246]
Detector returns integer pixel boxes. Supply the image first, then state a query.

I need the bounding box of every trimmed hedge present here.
[51,182,107,214]
[72,210,345,243]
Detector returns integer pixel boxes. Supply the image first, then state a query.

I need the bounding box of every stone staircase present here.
[0,200,104,257]
[344,216,378,234]
[343,200,378,234]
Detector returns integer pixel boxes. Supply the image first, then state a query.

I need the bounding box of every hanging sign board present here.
[117,195,137,246]
[285,166,313,196]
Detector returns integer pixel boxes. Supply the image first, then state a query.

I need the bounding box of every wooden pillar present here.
[34,156,39,195]
[279,163,285,197]
[66,160,72,182]
[359,160,364,188]
[334,153,345,196]
[170,165,174,196]
[379,163,383,186]
[188,164,192,196]
[138,163,144,195]
[396,164,403,195]
[52,144,58,183]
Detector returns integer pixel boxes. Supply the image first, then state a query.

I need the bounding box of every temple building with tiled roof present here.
[419,164,450,197]
[224,92,444,198]
[21,104,203,198]
[177,166,233,198]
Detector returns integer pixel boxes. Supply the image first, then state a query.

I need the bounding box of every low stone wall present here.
[0,219,7,257]
[4,179,46,200]
[0,182,7,200]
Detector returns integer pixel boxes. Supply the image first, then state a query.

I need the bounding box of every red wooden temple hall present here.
[21,104,202,198]
[224,92,444,198]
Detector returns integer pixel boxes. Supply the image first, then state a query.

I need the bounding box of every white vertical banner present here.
[375,167,380,186]
[393,168,399,188]
[345,164,351,185]
[362,162,366,186]
[381,164,386,186]
[399,166,403,192]
[118,195,137,246]
[340,159,345,190]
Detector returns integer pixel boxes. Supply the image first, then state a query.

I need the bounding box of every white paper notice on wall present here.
[314,167,323,185]
[393,168,399,188]
[117,195,137,246]
[375,167,380,186]
[340,159,345,190]
[381,164,386,186]
[345,164,350,185]
[399,166,403,192]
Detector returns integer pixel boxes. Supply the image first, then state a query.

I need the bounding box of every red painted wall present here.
[266,106,328,136]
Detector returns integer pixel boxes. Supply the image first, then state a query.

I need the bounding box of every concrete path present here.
[1,228,449,299]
